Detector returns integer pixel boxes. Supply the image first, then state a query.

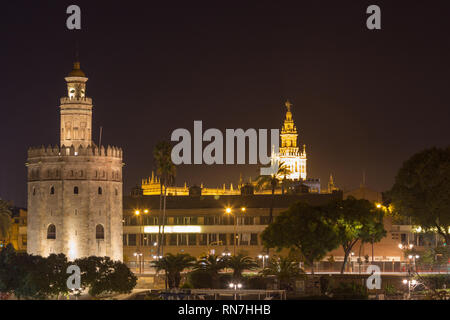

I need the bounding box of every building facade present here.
[26,62,124,261]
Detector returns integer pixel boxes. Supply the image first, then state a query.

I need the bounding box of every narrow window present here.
[47,224,56,239]
[74,186,79,194]
[50,186,55,195]
[96,224,105,239]
[98,187,102,195]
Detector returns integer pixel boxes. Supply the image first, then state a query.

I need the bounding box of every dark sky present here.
[1,1,449,207]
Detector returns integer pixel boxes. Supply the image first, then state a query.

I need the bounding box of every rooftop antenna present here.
[98,126,103,147]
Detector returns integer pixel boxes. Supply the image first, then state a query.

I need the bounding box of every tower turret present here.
[60,61,93,149]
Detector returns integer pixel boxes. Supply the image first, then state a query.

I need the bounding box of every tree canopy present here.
[388,147,450,244]
[261,202,340,273]
[324,197,386,273]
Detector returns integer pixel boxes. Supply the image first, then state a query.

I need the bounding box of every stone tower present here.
[26,61,124,261]
[277,100,307,180]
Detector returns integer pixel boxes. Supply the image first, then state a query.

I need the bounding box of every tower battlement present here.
[27,144,123,159]
[60,96,93,105]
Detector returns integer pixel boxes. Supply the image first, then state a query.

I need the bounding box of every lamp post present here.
[135,209,150,274]
[258,253,269,269]
[225,208,236,255]
[229,282,242,300]
[133,252,143,274]
[399,243,415,274]
[402,278,420,300]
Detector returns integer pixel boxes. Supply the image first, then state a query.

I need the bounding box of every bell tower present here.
[60,61,93,149]
[277,100,307,180]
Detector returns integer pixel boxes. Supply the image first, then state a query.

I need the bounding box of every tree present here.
[226,254,258,280]
[0,200,12,246]
[261,202,340,274]
[256,162,290,224]
[193,254,227,289]
[153,141,176,256]
[388,147,450,245]
[260,256,305,290]
[151,253,195,289]
[325,197,386,274]
[45,253,71,298]
[75,256,137,297]
[0,244,18,298]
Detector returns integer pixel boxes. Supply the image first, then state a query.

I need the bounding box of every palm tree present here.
[151,253,196,289]
[260,256,305,290]
[194,254,228,288]
[255,161,290,223]
[0,200,12,247]
[226,254,258,281]
[153,141,176,257]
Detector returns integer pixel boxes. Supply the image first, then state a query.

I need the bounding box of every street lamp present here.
[402,278,420,300]
[225,207,237,255]
[222,248,231,257]
[135,208,150,273]
[229,282,242,300]
[133,252,143,274]
[258,253,269,269]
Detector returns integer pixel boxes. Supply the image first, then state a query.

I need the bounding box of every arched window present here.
[115,188,118,196]
[74,186,79,194]
[50,186,55,195]
[96,224,105,240]
[33,187,36,196]
[47,224,56,239]
[98,187,102,195]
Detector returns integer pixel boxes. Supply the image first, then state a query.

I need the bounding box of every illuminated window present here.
[47,224,56,239]
[96,224,105,240]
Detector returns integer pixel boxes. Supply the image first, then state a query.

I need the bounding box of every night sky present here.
[1,1,449,207]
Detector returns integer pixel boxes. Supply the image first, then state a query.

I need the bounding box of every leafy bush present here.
[418,274,450,290]
[245,276,268,290]
[384,284,398,296]
[187,270,213,288]
[218,274,233,289]
[330,282,368,300]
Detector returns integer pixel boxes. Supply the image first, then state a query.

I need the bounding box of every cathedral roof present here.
[68,61,86,77]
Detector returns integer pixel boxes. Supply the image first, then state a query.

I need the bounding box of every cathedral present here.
[26,61,124,261]
[141,100,324,195]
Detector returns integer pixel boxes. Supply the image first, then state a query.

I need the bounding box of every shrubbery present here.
[329,281,368,300]
[0,244,137,299]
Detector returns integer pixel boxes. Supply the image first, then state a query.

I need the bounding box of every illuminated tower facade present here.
[276,100,307,180]
[26,61,124,261]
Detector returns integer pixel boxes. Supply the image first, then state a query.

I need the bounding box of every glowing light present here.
[241,207,246,212]
[134,210,140,216]
[398,244,403,249]
[144,225,202,233]
[144,209,149,214]
[403,279,408,284]
[376,203,382,208]
[225,208,232,214]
